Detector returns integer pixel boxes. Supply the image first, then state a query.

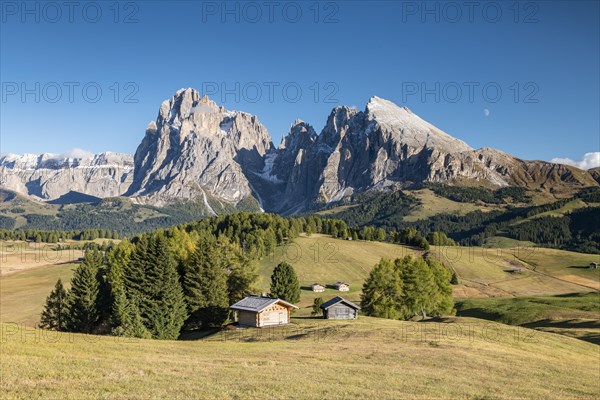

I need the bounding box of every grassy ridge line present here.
[1,317,599,399]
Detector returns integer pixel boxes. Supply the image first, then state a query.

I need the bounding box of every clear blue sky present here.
[1,0,598,163]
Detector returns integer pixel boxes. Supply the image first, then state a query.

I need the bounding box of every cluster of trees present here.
[0,228,119,242]
[424,184,531,204]
[25,209,179,237]
[506,216,572,246]
[318,191,417,228]
[576,187,600,203]
[426,231,457,246]
[39,213,346,339]
[361,256,454,320]
[40,230,260,339]
[506,207,600,253]
[0,215,15,229]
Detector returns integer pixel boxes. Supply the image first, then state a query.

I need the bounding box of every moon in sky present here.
[483,109,490,117]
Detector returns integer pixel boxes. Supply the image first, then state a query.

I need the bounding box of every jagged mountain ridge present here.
[1,88,597,214]
[0,152,133,201]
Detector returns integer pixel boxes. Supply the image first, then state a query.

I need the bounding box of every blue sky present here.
[1,1,598,166]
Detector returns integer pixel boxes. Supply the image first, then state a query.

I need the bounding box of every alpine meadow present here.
[1,1,599,399]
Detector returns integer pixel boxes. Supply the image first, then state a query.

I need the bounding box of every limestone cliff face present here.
[126,88,272,210]
[0,152,133,201]
[1,90,596,214]
[265,97,597,213]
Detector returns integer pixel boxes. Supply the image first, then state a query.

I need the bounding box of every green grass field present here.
[483,236,536,248]
[456,293,600,344]
[429,245,600,298]
[257,234,421,310]
[1,236,599,399]
[0,260,76,327]
[1,316,599,399]
[402,189,501,221]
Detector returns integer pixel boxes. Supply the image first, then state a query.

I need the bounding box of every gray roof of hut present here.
[230,296,298,312]
[320,296,361,310]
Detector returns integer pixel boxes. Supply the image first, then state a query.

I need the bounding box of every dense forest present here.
[506,207,600,253]
[313,191,418,227]
[422,184,532,204]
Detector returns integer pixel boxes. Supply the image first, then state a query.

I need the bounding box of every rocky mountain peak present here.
[279,120,317,150]
[127,89,273,207]
[2,91,597,214]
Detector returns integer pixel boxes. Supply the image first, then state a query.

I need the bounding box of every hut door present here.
[278,312,284,324]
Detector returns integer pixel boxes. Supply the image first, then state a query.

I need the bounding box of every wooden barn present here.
[230,296,298,328]
[334,282,350,291]
[311,283,325,292]
[320,296,360,320]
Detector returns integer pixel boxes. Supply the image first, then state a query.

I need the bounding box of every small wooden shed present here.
[590,262,598,269]
[230,296,298,328]
[311,283,325,292]
[320,296,360,320]
[334,281,350,291]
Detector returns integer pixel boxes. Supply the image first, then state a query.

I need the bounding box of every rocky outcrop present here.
[0,152,133,201]
[1,90,597,213]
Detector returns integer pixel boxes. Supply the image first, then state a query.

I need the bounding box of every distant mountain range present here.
[2,88,598,215]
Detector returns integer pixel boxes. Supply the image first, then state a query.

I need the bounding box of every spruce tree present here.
[39,278,69,331]
[269,262,300,303]
[110,288,151,338]
[227,256,259,305]
[182,236,230,328]
[124,236,149,298]
[138,234,188,340]
[106,239,149,337]
[67,255,101,333]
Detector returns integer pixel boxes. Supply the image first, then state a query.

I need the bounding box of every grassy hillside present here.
[402,188,502,221]
[0,189,57,228]
[257,234,421,309]
[1,317,599,399]
[429,245,600,298]
[456,293,600,344]
[0,240,87,327]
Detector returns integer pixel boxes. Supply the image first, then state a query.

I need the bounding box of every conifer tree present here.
[227,256,259,305]
[67,254,101,333]
[269,262,300,303]
[138,234,188,339]
[39,278,69,331]
[182,236,230,328]
[123,236,149,298]
[106,239,147,336]
[110,288,151,338]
